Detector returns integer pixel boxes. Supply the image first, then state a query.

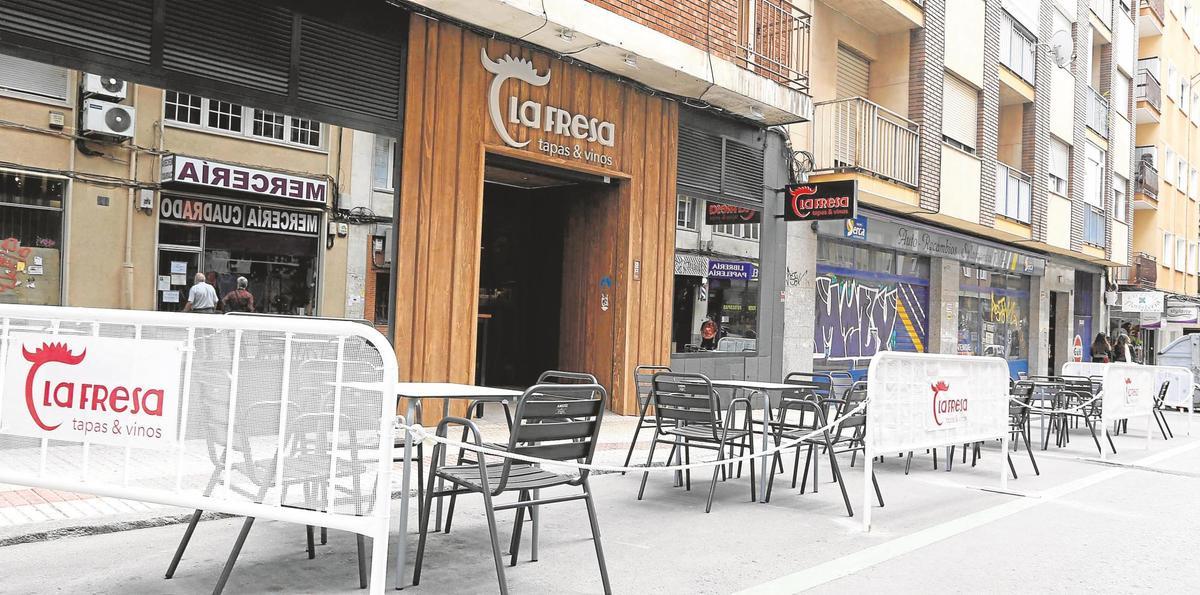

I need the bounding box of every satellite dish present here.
[1049,29,1074,69]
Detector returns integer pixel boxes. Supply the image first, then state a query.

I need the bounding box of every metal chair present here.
[765,391,855,515]
[1153,380,1174,440]
[622,365,672,471]
[413,383,611,595]
[1008,381,1039,475]
[636,372,756,513]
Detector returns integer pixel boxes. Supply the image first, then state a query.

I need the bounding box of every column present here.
[927,257,960,355]
[782,223,817,374]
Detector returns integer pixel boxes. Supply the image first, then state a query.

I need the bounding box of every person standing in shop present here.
[222,276,256,313]
[183,272,220,314]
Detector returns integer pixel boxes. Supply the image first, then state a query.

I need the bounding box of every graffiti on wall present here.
[988,295,1021,325]
[814,271,929,361]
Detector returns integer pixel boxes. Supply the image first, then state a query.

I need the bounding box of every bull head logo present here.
[481,48,551,149]
[931,380,950,426]
[22,342,86,431]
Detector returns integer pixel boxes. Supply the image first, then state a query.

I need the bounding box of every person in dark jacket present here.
[1112,334,1131,362]
[1090,333,1111,363]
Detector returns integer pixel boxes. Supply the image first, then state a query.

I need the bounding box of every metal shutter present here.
[298,17,404,120]
[942,74,978,150]
[836,44,870,99]
[0,54,69,100]
[722,138,765,202]
[163,1,293,95]
[678,127,724,194]
[0,0,154,63]
[677,126,764,206]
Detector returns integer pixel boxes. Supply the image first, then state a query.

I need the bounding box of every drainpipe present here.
[121,87,138,309]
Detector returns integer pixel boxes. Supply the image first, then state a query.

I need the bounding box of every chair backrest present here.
[650,372,719,437]
[537,370,598,384]
[784,372,834,399]
[1157,380,1171,405]
[634,365,672,407]
[498,383,608,490]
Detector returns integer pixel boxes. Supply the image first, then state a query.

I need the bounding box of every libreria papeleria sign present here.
[482,48,616,167]
[0,333,183,449]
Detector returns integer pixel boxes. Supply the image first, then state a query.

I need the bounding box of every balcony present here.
[1120,252,1159,290]
[1134,157,1159,206]
[999,10,1036,85]
[812,97,920,189]
[735,0,811,93]
[1139,0,1165,37]
[995,164,1032,224]
[819,0,923,34]
[1087,87,1109,137]
[1135,68,1161,123]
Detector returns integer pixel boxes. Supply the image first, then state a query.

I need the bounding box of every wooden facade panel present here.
[397,18,678,419]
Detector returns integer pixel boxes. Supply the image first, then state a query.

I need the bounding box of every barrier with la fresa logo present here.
[1063,362,1194,437]
[1100,363,1161,459]
[863,352,1011,531]
[0,304,396,593]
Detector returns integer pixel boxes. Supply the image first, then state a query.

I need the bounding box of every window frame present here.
[1049,138,1070,196]
[676,195,697,231]
[163,90,328,152]
[373,136,397,192]
[0,55,71,106]
[1114,174,1127,223]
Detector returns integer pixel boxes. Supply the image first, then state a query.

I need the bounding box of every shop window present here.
[0,170,64,305]
[159,223,202,247]
[814,240,930,369]
[957,268,1030,377]
[671,199,761,354]
[373,136,396,190]
[164,90,203,125]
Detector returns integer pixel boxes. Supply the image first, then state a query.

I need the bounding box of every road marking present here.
[739,439,1200,594]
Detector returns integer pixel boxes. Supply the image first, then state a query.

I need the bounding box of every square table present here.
[708,379,800,504]
[393,383,522,590]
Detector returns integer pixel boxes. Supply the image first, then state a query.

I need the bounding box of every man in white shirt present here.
[183,272,219,313]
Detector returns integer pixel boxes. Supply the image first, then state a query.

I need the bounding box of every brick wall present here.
[1029,0,1053,243]
[979,0,1001,227]
[585,0,742,63]
[911,0,946,212]
[1069,0,1090,252]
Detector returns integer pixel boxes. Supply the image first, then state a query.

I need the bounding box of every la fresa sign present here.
[783,180,857,222]
[0,333,183,449]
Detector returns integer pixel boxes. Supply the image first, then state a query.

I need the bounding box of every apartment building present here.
[1122,0,1200,358]
[786,0,1136,377]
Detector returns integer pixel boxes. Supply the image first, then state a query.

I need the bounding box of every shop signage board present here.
[0,333,183,449]
[161,155,328,205]
[705,203,761,225]
[783,180,857,222]
[707,260,758,281]
[1165,299,1198,324]
[864,352,1009,530]
[1121,291,1165,313]
[159,196,321,236]
[843,215,868,240]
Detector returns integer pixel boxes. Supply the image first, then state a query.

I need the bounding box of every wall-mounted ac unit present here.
[81,99,135,140]
[82,74,127,101]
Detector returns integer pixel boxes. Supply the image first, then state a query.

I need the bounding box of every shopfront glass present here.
[814,240,930,370]
[0,170,63,305]
[671,196,761,353]
[957,267,1031,377]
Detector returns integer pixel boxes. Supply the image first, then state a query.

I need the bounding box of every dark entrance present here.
[476,157,613,387]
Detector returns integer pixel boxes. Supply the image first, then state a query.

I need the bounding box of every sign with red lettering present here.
[783,180,857,222]
[0,333,183,449]
[704,203,762,225]
[161,155,328,205]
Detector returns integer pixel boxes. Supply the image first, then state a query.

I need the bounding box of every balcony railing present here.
[1135,157,1159,199]
[1090,0,1112,27]
[995,163,1032,223]
[812,97,920,188]
[1140,0,1165,21]
[1087,87,1109,137]
[1000,10,1037,84]
[1124,252,1158,289]
[1135,68,1162,112]
[735,0,811,93]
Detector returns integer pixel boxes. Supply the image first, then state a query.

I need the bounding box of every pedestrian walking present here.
[1090,332,1111,363]
[1112,333,1132,363]
[183,272,219,313]
[222,276,256,313]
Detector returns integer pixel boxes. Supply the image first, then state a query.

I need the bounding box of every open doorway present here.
[476,156,614,387]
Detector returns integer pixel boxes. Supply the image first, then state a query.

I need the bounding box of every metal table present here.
[709,379,798,504]
[393,382,522,590]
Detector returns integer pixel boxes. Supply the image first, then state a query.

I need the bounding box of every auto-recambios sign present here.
[783,180,857,222]
[0,333,183,449]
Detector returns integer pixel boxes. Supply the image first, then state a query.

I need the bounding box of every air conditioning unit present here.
[81,99,135,140]
[82,74,127,101]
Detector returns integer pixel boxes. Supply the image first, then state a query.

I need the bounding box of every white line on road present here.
[739,439,1200,594]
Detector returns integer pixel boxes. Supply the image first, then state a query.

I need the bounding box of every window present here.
[1164,232,1175,268]
[0,54,69,101]
[164,92,325,149]
[676,195,697,230]
[1165,146,1176,185]
[1113,73,1130,115]
[672,199,761,354]
[942,73,979,153]
[0,170,65,305]
[996,164,1032,223]
[1178,237,1188,272]
[1192,167,1198,199]
[1084,142,1105,207]
[1182,77,1191,114]
[207,99,243,132]
[1168,63,1179,103]
[1190,242,1199,275]
[1114,175,1127,222]
[1181,158,1190,190]
[1049,138,1070,196]
[373,136,396,191]
[957,270,1030,368]
[164,91,202,125]
[1000,11,1037,83]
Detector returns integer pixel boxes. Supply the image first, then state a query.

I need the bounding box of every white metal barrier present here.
[864,352,1010,530]
[1100,363,1158,460]
[1063,361,1195,437]
[1061,361,1108,378]
[0,304,395,593]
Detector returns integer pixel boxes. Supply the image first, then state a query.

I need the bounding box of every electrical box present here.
[138,188,155,210]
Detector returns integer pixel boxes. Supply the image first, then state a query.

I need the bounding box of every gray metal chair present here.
[765,391,854,515]
[622,364,672,471]
[413,383,611,595]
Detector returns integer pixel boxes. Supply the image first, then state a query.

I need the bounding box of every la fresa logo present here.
[1123,377,1139,405]
[21,341,166,432]
[931,380,968,426]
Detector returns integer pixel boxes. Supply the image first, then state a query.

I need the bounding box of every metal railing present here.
[1000,10,1037,84]
[1087,87,1109,137]
[1140,0,1165,21]
[735,0,811,92]
[1090,0,1112,27]
[811,97,920,188]
[1135,68,1162,112]
[1135,158,1159,199]
[995,163,1032,223]
[1123,252,1158,289]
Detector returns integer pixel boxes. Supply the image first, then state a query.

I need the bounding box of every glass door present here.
[156,248,200,312]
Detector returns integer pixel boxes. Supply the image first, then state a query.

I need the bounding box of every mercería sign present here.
[160,196,321,236]
[0,333,183,449]
[161,155,328,205]
[783,180,857,222]
[705,203,762,225]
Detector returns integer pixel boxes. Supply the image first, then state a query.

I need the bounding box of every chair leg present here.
[872,471,885,507]
[1162,409,1175,438]
[684,443,692,491]
[826,437,853,517]
[1023,426,1040,475]
[582,480,613,595]
[663,441,680,488]
[799,444,813,494]
[412,448,442,586]
[811,441,820,493]
[904,451,913,475]
[946,446,955,472]
[637,432,661,501]
[306,525,316,559]
[356,534,367,589]
[705,445,726,513]
[1106,429,1117,454]
[1084,418,1103,455]
[165,509,203,579]
[416,442,426,523]
[933,446,938,470]
[508,490,528,567]
[480,489,510,595]
[212,517,254,595]
[621,402,653,474]
[320,527,327,546]
[790,446,802,489]
[766,452,782,503]
[746,433,757,503]
[1007,453,1018,480]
